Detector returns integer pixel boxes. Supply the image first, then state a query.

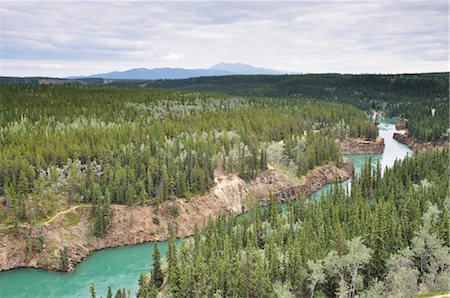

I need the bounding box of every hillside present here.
[3,72,446,143]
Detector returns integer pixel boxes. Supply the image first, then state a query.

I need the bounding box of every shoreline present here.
[340,137,385,154]
[0,159,354,273]
[391,118,447,153]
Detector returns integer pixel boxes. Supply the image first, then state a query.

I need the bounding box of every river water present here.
[0,120,412,298]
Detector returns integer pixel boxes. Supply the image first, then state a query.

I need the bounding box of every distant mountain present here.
[68,67,233,80]
[68,63,281,80]
[210,63,281,75]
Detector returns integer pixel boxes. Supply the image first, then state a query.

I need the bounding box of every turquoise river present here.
[0,120,412,298]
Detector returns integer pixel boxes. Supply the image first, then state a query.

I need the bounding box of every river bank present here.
[340,136,385,154]
[0,159,353,273]
[0,120,413,298]
[391,117,447,153]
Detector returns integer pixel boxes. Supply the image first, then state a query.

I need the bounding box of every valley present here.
[0,119,415,298]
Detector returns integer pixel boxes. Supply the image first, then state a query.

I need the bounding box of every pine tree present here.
[89,283,96,298]
[167,237,179,295]
[17,170,29,195]
[136,274,149,298]
[151,243,164,288]
[106,286,112,298]
[59,246,69,271]
[149,284,158,298]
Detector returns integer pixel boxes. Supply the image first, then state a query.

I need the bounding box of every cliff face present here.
[393,119,446,153]
[0,160,353,272]
[340,137,385,154]
[393,131,410,146]
[393,117,408,130]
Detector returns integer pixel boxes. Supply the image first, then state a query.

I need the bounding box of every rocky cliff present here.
[0,160,353,272]
[340,137,385,154]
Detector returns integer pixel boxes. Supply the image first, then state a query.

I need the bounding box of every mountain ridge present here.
[68,63,281,80]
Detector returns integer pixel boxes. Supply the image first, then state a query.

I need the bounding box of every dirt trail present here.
[0,161,353,272]
[41,204,123,226]
[42,205,84,226]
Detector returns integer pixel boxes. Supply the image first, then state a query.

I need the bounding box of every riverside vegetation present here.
[1,81,448,297]
[0,85,375,240]
[96,149,449,298]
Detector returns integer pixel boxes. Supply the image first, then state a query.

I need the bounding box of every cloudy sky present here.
[1,1,448,77]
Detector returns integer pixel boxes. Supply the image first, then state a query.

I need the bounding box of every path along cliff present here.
[0,159,353,272]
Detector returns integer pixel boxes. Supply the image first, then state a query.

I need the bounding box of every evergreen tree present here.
[89,283,96,298]
[151,243,164,288]
[106,286,113,298]
[59,246,69,271]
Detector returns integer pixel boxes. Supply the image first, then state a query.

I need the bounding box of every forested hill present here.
[131,72,449,143]
[0,85,376,237]
[124,149,449,298]
[2,72,448,142]
[137,73,448,106]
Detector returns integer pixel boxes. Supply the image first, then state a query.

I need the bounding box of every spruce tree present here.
[106,286,112,298]
[89,283,96,298]
[151,243,164,288]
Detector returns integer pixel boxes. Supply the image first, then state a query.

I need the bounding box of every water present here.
[0,120,412,298]
[312,119,411,199]
[0,242,172,298]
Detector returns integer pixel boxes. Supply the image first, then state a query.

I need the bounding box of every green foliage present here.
[152,216,160,225]
[149,149,449,297]
[59,246,69,271]
[136,274,149,298]
[151,243,164,289]
[1,85,374,227]
[89,283,96,298]
[106,286,112,298]
[64,211,80,227]
[25,236,45,255]
[136,73,449,143]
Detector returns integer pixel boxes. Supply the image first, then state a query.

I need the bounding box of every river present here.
[0,120,412,298]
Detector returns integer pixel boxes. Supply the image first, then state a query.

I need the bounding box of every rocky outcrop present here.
[340,137,385,154]
[394,131,447,153]
[393,117,408,130]
[392,123,447,154]
[0,161,353,272]
[393,131,410,146]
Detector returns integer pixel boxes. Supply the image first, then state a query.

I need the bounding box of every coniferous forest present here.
[0,84,376,235]
[128,149,449,298]
[0,81,448,298]
[133,73,449,143]
[2,2,449,298]
[2,72,448,144]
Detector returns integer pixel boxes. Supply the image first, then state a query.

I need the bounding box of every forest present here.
[95,149,449,298]
[2,73,447,143]
[0,85,377,237]
[1,81,447,298]
[132,73,448,143]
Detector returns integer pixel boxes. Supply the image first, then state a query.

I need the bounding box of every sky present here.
[1,0,448,77]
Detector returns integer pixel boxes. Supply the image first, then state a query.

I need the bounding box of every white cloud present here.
[163,53,183,62]
[1,1,447,77]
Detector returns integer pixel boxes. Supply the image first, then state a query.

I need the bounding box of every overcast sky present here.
[1,1,448,77]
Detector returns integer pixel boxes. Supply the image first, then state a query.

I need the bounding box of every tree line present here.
[121,149,448,298]
[133,73,449,143]
[0,85,377,237]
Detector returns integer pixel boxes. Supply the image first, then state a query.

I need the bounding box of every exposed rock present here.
[393,130,410,145]
[393,117,408,130]
[340,137,385,154]
[393,130,447,153]
[0,161,353,272]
